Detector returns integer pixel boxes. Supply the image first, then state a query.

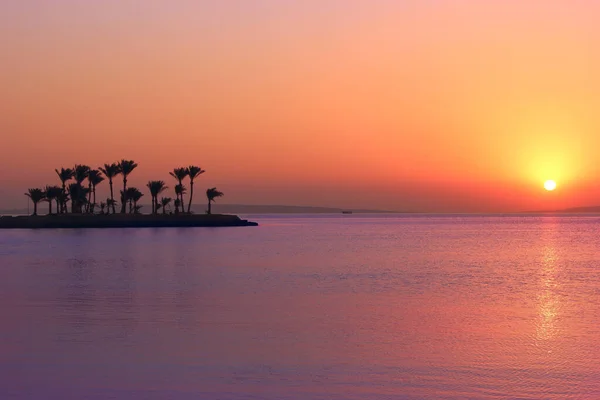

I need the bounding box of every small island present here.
[0,214,257,229]
[2,160,258,229]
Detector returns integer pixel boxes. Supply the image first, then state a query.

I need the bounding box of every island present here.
[9,159,258,229]
[0,214,258,229]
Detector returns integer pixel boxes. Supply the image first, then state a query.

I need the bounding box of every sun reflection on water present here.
[535,239,561,343]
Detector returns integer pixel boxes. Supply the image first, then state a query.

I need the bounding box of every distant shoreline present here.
[0,214,258,229]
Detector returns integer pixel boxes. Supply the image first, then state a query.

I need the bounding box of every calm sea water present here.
[2,214,600,399]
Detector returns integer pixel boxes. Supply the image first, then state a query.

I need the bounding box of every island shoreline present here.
[0,214,258,229]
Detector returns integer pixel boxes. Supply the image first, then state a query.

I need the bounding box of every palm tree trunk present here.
[188,180,194,213]
[33,202,38,216]
[48,200,53,215]
[61,183,66,213]
[85,183,91,213]
[162,203,166,215]
[121,178,127,213]
[207,200,211,215]
[178,179,184,213]
[109,180,115,214]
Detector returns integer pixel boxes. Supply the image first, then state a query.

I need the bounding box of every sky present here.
[2,0,600,212]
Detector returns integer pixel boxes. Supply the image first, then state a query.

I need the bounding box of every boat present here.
[342,211,353,214]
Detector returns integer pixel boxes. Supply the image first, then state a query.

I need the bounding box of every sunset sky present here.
[3,1,600,212]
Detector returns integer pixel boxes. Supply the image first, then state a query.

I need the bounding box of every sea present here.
[1,214,600,399]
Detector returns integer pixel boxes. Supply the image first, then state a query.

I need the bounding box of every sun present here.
[544,180,557,191]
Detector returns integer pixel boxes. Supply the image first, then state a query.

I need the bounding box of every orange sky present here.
[2,1,600,212]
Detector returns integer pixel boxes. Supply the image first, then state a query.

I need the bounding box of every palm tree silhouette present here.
[186,166,205,213]
[68,183,89,213]
[25,188,46,216]
[73,164,90,185]
[44,186,63,215]
[146,180,168,214]
[174,184,186,214]
[160,197,172,214]
[57,191,70,214]
[26,160,226,219]
[126,187,143,214]
[119,160,138,213]
[119,190,127,213]
[206,188,224,215]
[87,170,105,213]
[55,168,74,213]
[71,165,90,213]
[106,198,116,214]
[169,168,189,212]
[99,163,121,214]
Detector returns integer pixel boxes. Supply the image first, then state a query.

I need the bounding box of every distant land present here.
[211,204,398,214]
[526,205,600,213]
[0,204,397,216]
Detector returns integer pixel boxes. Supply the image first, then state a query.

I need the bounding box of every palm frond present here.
[187,165,205,180]
[88,169,105,187]
[206,187,224,202]
[25,188,46,202]
[99,162,121,179]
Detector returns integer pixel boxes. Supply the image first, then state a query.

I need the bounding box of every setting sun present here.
[544,180,557,191]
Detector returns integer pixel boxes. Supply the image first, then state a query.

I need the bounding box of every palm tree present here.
[206,188,224,215]
[87,170,105,213]
[160,197,172,214]
[106,198,116,214]
[186,166,205,213]
[55,168,74,213]
[44,186,63,215]
[119,190,127,213]
[174,198,182,214]
[25,188,46,216]
[126,187,143,214]
[99,163,121,214]
[68,183,88,213]
[57,191,70,214]
[99,202,106,215]
[146,180,168,214]
[119,160,138,213]
[72,165,89,213]
[174,184,186,214]
[169,168,189,212]
[73,164,90,185]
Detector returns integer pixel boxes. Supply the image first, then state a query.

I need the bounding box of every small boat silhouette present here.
[342,211,353,214]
